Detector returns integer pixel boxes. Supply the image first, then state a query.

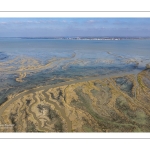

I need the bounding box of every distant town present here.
[19,36,150,40]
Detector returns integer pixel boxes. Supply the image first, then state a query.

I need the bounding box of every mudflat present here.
[0,68,150,132]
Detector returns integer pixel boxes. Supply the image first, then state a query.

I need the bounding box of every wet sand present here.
[0,68,150,132]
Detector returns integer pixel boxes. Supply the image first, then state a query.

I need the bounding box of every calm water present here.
[0,38,150,63]
[0,38,150,104]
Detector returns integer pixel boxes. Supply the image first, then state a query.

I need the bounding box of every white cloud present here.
[26,21,33,23]
[87,20,95,23]
[0,22,7,24]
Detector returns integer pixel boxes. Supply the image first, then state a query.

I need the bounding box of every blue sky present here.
[0,18,150,37]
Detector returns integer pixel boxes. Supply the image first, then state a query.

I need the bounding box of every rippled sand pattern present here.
[0,69,150,132]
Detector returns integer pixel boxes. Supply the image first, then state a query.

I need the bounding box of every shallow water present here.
[1,38,150,63]
[0,38,150,104]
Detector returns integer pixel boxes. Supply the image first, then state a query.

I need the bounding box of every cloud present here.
[62,20,66,23]
[26,21,34,23]
[113,20,128,25]
[0,22,7,24]
[87,20,95,23]
[1,18,150,37]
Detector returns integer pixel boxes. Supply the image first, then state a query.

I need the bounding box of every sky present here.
[0,18,150,37]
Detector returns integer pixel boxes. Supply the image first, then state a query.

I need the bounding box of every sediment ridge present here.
[0,69,150,132]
